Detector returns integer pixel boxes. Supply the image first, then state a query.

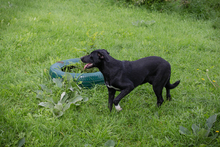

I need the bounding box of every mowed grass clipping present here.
[0,0,220,146]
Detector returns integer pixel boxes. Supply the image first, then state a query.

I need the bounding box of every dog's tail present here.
[167,80,180,89]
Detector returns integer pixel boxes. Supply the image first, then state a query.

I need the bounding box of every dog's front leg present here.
[108,88,116,112]
[113,86,134,111]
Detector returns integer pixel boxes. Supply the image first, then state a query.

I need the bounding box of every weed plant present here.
[0,0,220,146]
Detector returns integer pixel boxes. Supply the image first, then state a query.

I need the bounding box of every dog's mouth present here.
[84,63,94,70]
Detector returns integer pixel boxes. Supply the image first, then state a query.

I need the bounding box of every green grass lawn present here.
[0,0,220,146]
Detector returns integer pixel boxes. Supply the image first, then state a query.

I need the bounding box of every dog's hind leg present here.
[108,88,116,112]
[165,79,171,101]
[165,86,171,101]
[152,73,168,106]
[165,79,180,101]
[153,85,164,107]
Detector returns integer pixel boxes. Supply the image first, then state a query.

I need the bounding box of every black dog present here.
[81,49,180,112]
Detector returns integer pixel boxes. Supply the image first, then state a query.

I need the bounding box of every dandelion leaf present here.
[63,103,71,112]
[199,128,208,137]
[54,110,64,118]
[192,124,200,135]
[18,137,25,147]
[64,73,73,82]
[39,102,54,109]
[206,114,217,129]
[36,90,44,99]
[53,78,63,88]
[83,97,89,102]
[54,102,63,111]
[68,96,83,104]
[179,126,191,135]
[46,97,54,104]
[39,84,47,91]
[104,140,116,147]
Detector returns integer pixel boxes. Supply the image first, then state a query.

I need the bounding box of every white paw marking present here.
[115,104,122,111]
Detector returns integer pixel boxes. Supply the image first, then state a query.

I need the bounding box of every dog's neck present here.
[98,56,122,80]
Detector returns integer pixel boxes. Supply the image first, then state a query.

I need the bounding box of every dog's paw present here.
[115,104,122,112]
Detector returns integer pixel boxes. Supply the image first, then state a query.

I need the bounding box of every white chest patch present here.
[106,85,121,91]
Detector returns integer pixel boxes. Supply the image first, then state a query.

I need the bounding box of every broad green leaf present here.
[18,137,25,147]
[198,128,208,137]
[192,124,200,135]
[46,89,52,94]
[132,20,156,27]
[60,92,66,101]
[53,78,63,88]
[206,114,217,129]
[57,111,64,117]
[83,97,89,102]
[54,110,64,118]
[39,84,52,93]
[54,102,63,111]
[64,73,73,82]
[39,102,54,109]
[63,103,71,112]
[36,90,44,99]
[60,92,69,104]
[39,84,47,90]
[46,97,55,104]
[69,86,74,92]
[74,90,79,96]
[104,140,115,147]
[68,96,83,104]
[179,126,191,135]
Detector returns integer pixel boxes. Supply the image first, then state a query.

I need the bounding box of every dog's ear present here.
[97,49,110,62]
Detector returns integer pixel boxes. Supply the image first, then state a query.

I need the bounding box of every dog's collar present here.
[106,85,121,91]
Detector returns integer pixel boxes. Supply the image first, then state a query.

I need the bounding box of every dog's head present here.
[81,49,110,69]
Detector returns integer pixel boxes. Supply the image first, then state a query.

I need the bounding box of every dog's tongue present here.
[84,63,92,70]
